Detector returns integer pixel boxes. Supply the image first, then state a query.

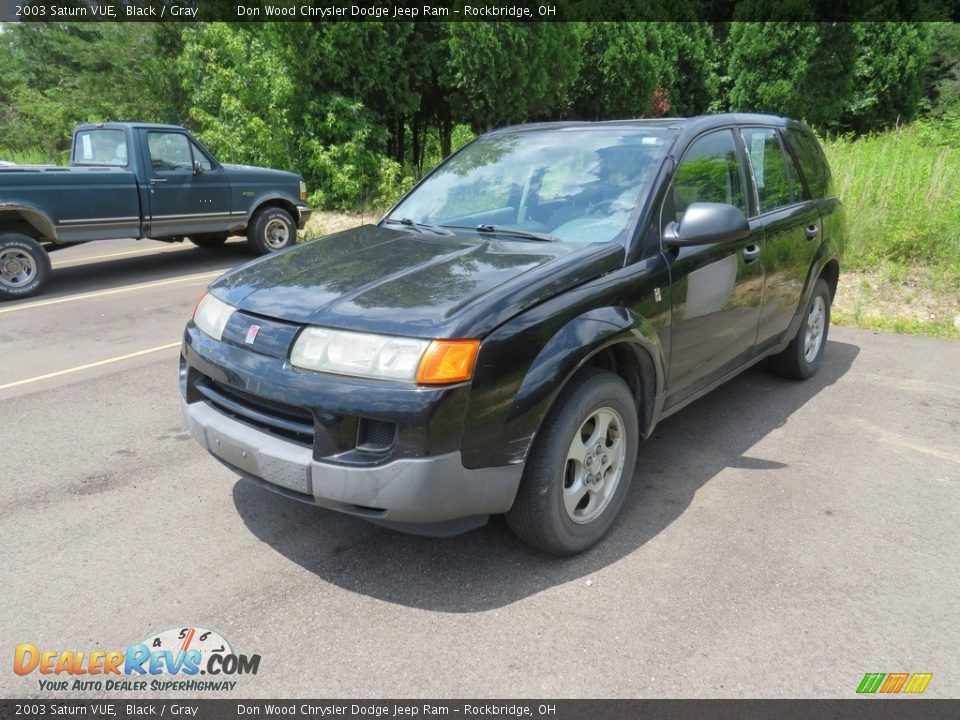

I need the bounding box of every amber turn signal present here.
[191,290,208,319]
[416,339,481,385]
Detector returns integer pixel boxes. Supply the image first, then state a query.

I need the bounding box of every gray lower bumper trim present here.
[296,206,312,229]
[182,399,523,525]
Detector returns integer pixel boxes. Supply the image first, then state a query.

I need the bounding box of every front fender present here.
[247,192,302,223]
[461,306,666,469]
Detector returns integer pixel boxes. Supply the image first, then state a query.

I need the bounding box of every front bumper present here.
[182,397,523,533]
[295,203,312,229]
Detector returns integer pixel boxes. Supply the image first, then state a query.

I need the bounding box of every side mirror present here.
[192,160,204,176]
[663,202,750,247]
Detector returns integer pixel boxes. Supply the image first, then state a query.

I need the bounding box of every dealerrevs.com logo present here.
[14,626,261,692]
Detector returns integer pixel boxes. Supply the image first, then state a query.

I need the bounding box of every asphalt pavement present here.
[1,238,958,698]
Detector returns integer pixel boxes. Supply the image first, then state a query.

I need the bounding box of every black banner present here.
[1,700,959,720]
[1,0,958,22]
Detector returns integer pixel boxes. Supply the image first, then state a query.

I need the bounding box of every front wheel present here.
[0,233,51,301]
[507,369,639,556]
[769,278,832,380]
[246,207,296,255]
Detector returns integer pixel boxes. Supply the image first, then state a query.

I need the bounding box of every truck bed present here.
[0,165,143,243]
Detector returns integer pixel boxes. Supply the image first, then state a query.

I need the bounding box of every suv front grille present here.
[195,378,314,446]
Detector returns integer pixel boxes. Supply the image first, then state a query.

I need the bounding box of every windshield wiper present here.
[448,224,557,243]
[382,217,454,236]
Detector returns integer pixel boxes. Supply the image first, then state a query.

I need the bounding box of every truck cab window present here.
[74,130,128,167]
[190,142,213,172]
[147,132,193,172]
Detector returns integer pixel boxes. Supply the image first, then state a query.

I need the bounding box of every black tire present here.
[506,369,639,556]
[188,233,229,249]
[246,207,296,255]
[0,232,51,301]
[769,278,832,380]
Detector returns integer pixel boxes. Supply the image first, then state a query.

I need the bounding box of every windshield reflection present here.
[387,128,674,245]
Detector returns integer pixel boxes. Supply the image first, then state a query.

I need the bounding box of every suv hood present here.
[210,225,613,338]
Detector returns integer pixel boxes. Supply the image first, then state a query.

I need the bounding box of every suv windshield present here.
[387,128,674,244]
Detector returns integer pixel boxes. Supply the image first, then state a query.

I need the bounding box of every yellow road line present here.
[52,245,190,268]
[0,270,225,315]
[0,342,181,391]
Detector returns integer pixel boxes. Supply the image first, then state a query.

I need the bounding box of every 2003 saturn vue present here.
[180,114,844,555]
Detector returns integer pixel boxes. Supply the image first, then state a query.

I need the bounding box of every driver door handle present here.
[149,178,167,184]
[742,244,761,264]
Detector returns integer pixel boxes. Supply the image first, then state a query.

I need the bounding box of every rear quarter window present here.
[785,129,832,199]
[73,129,128,166]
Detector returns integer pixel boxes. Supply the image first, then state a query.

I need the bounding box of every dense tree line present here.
[0,21,956,209]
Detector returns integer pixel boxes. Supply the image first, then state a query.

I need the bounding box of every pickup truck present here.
[0,122,312,300]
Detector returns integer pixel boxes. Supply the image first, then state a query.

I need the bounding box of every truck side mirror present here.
[192,160,204,176]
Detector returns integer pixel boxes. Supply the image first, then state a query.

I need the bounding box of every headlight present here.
[192,291,235,341]
[299,180,307,201]
[290,327,480,385]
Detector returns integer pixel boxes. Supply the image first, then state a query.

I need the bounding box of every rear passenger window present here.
[785,129,831,198]
[741,128,804,213]
[671,130,746,221]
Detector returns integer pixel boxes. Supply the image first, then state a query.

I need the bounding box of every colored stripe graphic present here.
[857,672,932,694]
[903,673,933,694]
[857,673,885,693]
[879,673,910,693]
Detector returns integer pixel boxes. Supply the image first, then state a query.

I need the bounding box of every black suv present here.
[180,114,844,555]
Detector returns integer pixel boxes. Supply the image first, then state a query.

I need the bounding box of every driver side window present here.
[190,141,213,172]
[147,132,193,173]
[671,130,746,222]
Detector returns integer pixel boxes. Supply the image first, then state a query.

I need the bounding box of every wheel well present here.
[579,342,657,439]
[0,214,49,242]
[820,259,840,300]
[251,199,298,225]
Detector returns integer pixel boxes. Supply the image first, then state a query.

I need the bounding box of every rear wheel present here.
[0,233,51,301]
[188,233,229,249]
[507,369,639,556]
[246,207,296,255]
[769,278,831,380]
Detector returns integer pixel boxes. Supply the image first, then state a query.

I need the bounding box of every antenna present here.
[354,78,366,226]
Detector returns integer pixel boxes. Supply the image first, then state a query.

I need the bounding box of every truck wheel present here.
[0,233,51,301]
[507,369,639,556]
[188,233,229,249]
[247,207,296,255]
[769,278,831,380]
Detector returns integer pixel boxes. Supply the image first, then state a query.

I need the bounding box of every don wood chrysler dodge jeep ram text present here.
[180,114,844,555]
[0,122,311,300]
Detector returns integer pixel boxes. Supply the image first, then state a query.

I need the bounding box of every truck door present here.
[141,130,232,238]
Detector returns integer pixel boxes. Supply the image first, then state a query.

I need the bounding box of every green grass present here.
[0,148,58,165]
[823,124,960,274]
[833,310,960,340]
[822,122,960,339]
